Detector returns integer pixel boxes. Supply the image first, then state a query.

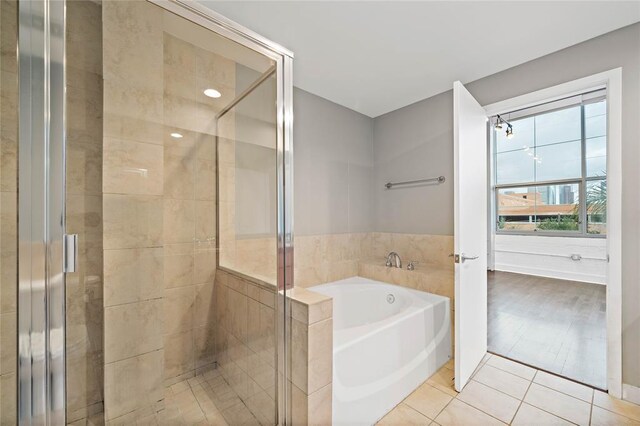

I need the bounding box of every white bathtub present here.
[311,276,451,425]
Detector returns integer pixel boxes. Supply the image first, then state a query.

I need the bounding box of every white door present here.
[453,81,488,392]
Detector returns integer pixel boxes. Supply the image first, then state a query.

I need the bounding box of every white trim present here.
[622,384,640,405]
[494,263,606,285]
[483,68,623,398]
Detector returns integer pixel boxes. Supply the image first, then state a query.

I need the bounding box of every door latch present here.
[64,234,78,273]
[453,253,479,264]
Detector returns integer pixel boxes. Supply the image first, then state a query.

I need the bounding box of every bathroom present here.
[2,1,640,425]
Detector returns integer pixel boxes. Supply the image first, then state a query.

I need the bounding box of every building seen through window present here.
[494,96,607,235]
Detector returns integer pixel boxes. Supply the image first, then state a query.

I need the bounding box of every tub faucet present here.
[385,252,402,268]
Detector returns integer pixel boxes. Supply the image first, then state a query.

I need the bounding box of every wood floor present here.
[488,271,607,390]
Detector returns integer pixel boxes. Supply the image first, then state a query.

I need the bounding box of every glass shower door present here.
[215,64,280,425]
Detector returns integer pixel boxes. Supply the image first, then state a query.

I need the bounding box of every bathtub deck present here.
[377,353,640,425]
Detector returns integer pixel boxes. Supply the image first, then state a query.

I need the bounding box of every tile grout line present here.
[429,354,490,423]
[188,377,217,423]
[509,371,536,425]
[481,364,595,407]
[432,392,456,423]
[484,359,536,382]
[500,366,593,425]
[452,397,510,425]
[592,404,640,424]
[521,382,584,425]
[533,379,595,404]
[391,381,443,423]
[468,375,526,402]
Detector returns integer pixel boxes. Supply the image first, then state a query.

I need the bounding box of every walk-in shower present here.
[0,0,293,424]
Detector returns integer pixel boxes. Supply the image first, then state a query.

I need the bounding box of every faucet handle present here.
[407,261,418,271]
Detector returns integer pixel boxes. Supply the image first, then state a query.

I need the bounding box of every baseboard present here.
[622,383,640,405]
[494,263,606,285]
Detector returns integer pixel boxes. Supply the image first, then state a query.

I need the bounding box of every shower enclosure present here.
[0,0,294,424]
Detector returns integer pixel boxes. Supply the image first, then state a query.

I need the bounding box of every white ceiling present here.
[199,1,640,117]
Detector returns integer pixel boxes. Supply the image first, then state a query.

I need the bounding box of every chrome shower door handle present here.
[64,234,78,273]
[454,253,479,264]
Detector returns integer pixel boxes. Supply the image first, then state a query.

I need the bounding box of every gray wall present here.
[371,23,640,387]
[373,91,454,235]
[293,88,374,236]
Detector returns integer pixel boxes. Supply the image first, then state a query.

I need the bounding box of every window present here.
[494,94,607,236]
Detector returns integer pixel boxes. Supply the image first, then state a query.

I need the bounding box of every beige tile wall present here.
[370,232,454,269]
[289,287,334,425]
[214,268,278,424]
[102,1,166,422]
[101,3,222,422]
[295,232,453,294]
[362,232,455,328]
[0,0,17,423]
[234,237,278,284]
[294,233,373,288]
[65,1,105,423]
[160,32,222,388]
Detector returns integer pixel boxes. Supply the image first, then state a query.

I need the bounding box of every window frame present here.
[493,98,607,238]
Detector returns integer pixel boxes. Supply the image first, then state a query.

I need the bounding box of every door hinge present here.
[64,234,78,273]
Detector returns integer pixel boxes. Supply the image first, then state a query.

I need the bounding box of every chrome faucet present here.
[385,251,402,268]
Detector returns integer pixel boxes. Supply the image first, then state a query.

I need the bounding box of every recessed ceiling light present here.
[170,132,183,139]
[203,88,222,98]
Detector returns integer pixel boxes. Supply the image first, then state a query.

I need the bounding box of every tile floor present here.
[141,368,258,425]
[136,354,640,425]
[488,271,606,389]
[378,353,640,426]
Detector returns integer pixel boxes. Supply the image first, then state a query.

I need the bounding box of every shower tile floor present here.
[147,368,255,425]
[377,353,640,425]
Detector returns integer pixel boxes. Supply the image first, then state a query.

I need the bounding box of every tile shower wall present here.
[161,32,220,387]
[102,2,165,421]
[65,1,105,423]
[0,0,17,423]
[102,2,220,422]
